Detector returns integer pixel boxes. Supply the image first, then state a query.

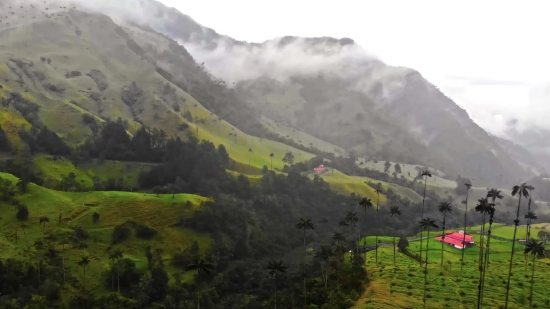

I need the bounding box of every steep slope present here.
[0,8,313,173]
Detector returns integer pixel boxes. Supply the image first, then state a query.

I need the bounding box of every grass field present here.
[260,116,347,155]
[0,172,210,296]
[33,155,155,189]
[355,231,550,308]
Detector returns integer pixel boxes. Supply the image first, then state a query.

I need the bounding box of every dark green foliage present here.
[18,125,71,156]
[134,223,158,239]
[112,224,131,244]
[16,204,29,221]
[65,71,82,78]
[0,176,15,201]
[92,212,100,224]
[1,93,40,124]
[0,125,10,152]
[82,113,95,124]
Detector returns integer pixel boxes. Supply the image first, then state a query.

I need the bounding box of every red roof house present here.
[313,165,326,173]
[434,231,474,250]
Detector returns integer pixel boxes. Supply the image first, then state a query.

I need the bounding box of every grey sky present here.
[159,0,549,137]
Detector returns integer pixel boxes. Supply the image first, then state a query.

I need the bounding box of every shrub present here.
[135,224,158,239]
[459,291,466,296]
[112,224,131,244]
[406,284,412,289]
[82,113,95,124]
[16,205,29,220]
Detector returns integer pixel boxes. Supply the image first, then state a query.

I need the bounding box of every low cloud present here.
[184,37,378,85]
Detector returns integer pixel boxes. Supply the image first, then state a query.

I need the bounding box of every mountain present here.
[2,0,541,188]
[144,6,538,186]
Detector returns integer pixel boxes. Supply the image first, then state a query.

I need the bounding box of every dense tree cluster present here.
[0,125,10,152]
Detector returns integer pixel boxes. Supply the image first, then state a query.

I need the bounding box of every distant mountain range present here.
[3,0,544,187]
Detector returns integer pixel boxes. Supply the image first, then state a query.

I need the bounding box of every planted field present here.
[355,232,550,308]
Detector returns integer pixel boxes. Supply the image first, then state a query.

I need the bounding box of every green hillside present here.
[355,230,550,308]
[0,172,210,295]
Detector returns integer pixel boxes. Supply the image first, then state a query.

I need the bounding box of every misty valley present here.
[0,1,548,309]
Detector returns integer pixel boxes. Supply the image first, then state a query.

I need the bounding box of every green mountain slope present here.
[0,172,210,293]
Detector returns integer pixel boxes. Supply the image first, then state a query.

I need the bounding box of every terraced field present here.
[0,172,210,295]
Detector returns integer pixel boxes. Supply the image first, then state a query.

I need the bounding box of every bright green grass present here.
[186,112,315,172]
[0,172,210,295]
[33,155,155,189]
[316,169,389,204]
[356,236,550,308]
[260,116,346,156]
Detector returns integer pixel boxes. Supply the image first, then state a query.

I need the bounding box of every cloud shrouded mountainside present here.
[121,0,540,184]
[6,0,543,184]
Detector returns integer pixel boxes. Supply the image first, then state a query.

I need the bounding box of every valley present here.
[0,1,548,309]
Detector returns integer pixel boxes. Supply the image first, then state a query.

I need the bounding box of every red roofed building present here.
[313,165,327,173]
[434,230,474,250]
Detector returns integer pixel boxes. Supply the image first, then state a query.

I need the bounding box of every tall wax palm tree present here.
[187,256,215,309]
[504,183,532,309]
[267,259,288,309]
[112,249,123,293]
[523,211,538,268]
[474,197,493,309]
[419,170,432,267]
[374,187,382,265]
[389,206,402,266]
[314,246,333,291]
[332,232,345,248]
[296,218,314,250]
[345,211,359,254]
[524,239,546,309]
[248,148,253,166]
[475,198,492,270]
[320,217,329,225]
[270,153,274,170]
[479,189,502,308]
[460,183,472,270]
[108,251,117,290]
[525,211,538,241]
[438,202,453,269]
[39,216,49,234]
[525,187,535,241]
[78,255,90,290]
[359,197,373,260]
[419,217,438,308]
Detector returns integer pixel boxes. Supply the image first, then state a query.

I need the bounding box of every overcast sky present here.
[159,0,549,137]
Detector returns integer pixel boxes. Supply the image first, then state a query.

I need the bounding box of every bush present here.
[65,71,82,78]
[82,113,95,124]
[16,205,29,220]
[112,224,131,244]
[135,224,158,239]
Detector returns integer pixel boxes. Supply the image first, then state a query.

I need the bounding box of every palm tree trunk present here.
[420,176,428,267]
[477,214,487,309]
[83,266,86,290]
[303,229,306,250]
[393,217,397,266]
[504,195,522,309]
[62,256,66,285]
[529,254,535,309]
[376,195,379,265]
[117,262,120,293]
[441,215,446,269]
[275,281,277,309]
[303,274,307,306]
[364,211,367,262]
[423,227,430,308]
[461,190,469,270]
[480,219,493,309]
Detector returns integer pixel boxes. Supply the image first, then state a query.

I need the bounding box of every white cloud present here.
[160,0,550,137]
